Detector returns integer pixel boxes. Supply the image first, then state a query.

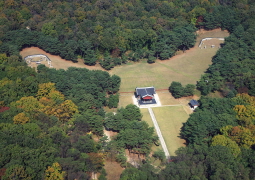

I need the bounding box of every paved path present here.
[148,107,170,159]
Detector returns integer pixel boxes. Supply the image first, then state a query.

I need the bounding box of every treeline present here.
[37,64,121,110]
[0,30,97,64]
[0,55,121,179]
[197,4,255,96]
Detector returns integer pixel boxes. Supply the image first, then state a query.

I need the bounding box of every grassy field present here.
[152,106,189,156]
[140,108,163,154]
[20,29,229,93]
[118,93,134,108]
[110,29,229,92]
[157,91,180,105]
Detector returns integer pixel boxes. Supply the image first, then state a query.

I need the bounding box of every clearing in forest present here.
[20,29,229,157]
[20,29,228,93]
[20,47,104,70]
[111,29,229,92]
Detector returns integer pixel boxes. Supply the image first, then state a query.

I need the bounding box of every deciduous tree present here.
[45,162,65,180]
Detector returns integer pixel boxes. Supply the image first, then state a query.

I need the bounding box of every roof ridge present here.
[136,86,154,89]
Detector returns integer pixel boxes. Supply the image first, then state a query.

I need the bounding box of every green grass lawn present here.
[152,106,189,156]
[118,94,134,108]
[110,30,229,92]
[111,47,218,92]
[140,108,163,153]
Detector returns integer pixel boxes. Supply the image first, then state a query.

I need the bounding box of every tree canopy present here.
[0,55,119,179]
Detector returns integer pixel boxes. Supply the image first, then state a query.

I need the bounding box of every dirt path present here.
[103,129,118,141]
[104,160,124,180]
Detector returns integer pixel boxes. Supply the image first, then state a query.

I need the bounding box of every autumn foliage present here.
[12,83,78,123]
[45,162,65,180]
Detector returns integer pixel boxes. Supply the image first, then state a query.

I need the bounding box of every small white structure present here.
[24,54,53,68]
[198,37,225,48]
[189,99,199,110]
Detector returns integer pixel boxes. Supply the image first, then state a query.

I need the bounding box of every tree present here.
[37,82,57,99]
[181,97,238,144]
[169,81,184,98]
[2,165,31,180]
[153,149,165,162]
[120,104,142,121]
[120,168,142,180]
[45,162,65,180]
[13,96,44,114]
[211,135,241,157]
[41,22,58,37]
[116,122,158,156]
[44,100,78,122]
[98,168,107,180]
[0,53,8,64]
[13,112,30,124]
[147,54,156,64]
[111,75,121,93]
[108,94,119,108]
[174,25,196,52]
[183,84,195,97]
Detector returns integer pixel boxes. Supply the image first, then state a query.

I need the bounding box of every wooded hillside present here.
[0,55,121,179]
[1,0,255,179]
[0,0,228,68]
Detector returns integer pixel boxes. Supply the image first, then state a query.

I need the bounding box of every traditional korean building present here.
[135,87,156,105]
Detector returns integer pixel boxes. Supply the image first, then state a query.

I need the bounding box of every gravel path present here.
[148,107,170,159]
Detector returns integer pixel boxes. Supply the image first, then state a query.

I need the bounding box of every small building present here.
[189,99,199,110]
[135,87,156,105]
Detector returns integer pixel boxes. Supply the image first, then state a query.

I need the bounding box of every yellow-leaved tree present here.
[37,82,57,99]
[233,93,255,106]
[48,90,65,103]
[13,96,44,113]
[221,125,255,149]
[43,100,78,122]
[211,135,241,157]
[233,94,255,126]
[234,104,255,126]
[13,83,77,123]
[13,112,30,124]
[44,162,65,180]
[37,83,64,106]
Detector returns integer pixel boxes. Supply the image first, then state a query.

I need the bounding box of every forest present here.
[0,56,157,179]
[1,0,255,179]
[0,55,122,179]
[0,0,227,68]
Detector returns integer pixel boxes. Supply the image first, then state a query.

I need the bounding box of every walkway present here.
[148,107,170,159]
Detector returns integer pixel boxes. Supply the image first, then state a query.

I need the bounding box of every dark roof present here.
[136,87,155,98]
[190,99,199,106]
